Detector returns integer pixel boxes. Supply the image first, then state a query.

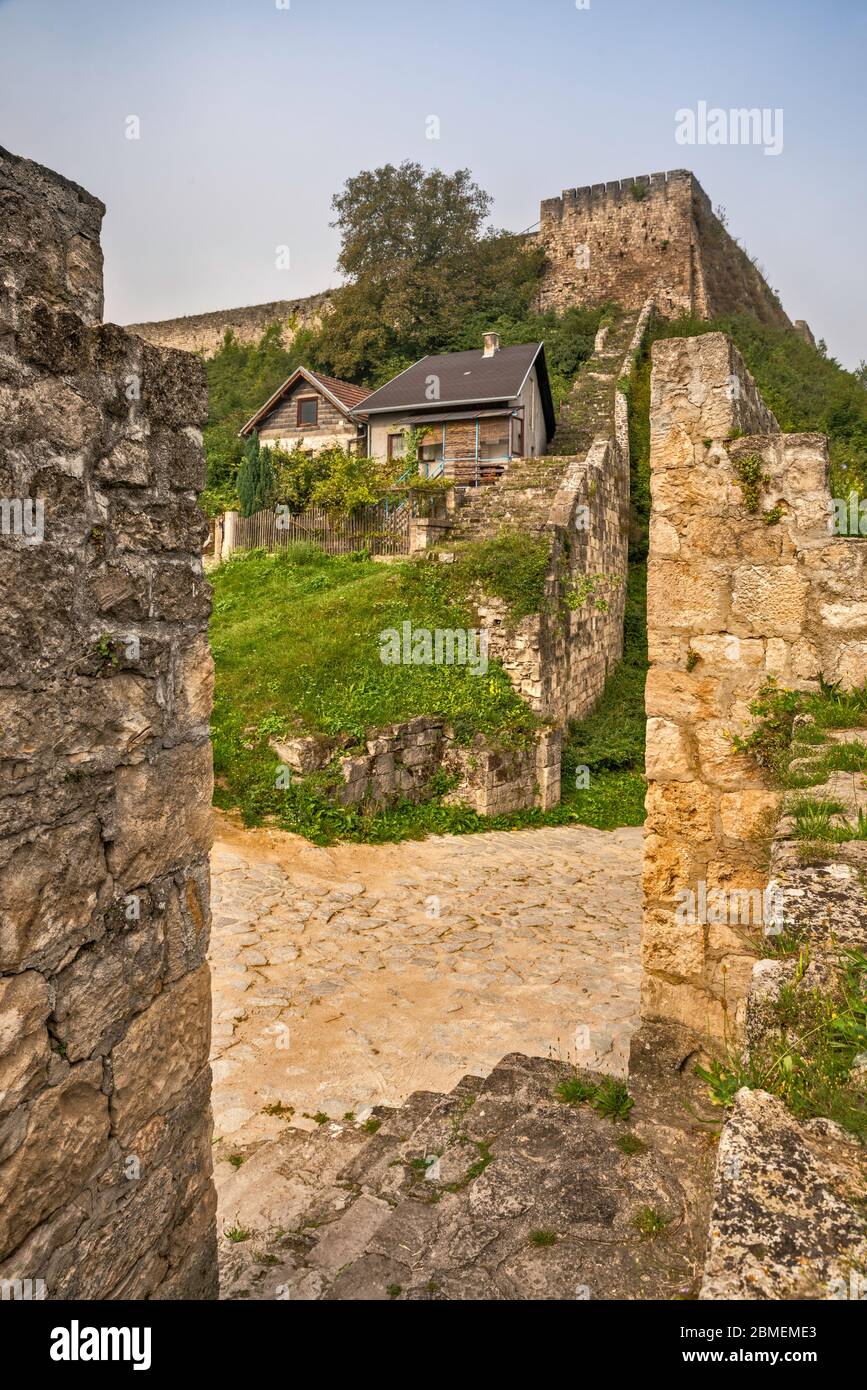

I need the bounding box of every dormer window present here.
[297,396,319,427]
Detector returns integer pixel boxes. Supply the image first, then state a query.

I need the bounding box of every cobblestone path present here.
[209,813,642,1149]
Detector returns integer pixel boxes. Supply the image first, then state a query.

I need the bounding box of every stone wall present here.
[642,331,867,1041]
[536,170,791,330]
[0,147,218,1298]
[700,746,867,1299]
[471,304,651,729]
[127,290,332,357]
[272,719,560,818]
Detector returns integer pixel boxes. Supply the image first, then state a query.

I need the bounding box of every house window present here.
[387,433,406,462]
[297,396,319,427]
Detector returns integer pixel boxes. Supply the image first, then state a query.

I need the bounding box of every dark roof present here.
[353,342,556,438]
[239,366,367,437]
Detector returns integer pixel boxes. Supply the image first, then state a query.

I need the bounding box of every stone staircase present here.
[550,311,639,458]
[443,310,640,547]
[218,1034,719,1301]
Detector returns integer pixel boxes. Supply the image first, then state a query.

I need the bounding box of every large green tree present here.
[315,161,545,381]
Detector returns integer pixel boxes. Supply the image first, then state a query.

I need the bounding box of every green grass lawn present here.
[209,543,647,844]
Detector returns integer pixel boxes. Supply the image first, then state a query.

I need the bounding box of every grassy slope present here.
[210,541,646,843]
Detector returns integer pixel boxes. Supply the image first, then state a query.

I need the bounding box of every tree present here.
[236,433,276,517]
[315,161,545,381]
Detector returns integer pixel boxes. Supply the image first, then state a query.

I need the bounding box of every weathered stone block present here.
[110,964,212,1143]
[645,717,696,782]
[731,564,807,638]
[641,908,705,980]
[0,1062,109,1256]
[0,817,109,972]
[105,741,213,888]
[719,790,780,843]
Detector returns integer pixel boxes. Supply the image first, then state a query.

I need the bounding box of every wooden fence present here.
[231,498,412,557]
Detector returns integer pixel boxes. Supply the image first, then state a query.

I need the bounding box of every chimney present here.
[483,331,500,358]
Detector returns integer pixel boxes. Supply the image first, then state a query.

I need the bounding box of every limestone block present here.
[642,833,696,901]
[0,1061,109,1257]
[646,631,688,666]
[647,558,730,632]
[719,790,780,843]
[641,908,705,980]
[0,817,109,972]
[150,561,212,623]
[648,515,680,558]
[645,667,721,722]
[644,781,716,842]
[164,862,211,983]
[110,963,212,1143]
[640,971,726,1039]
[731,564,807,638]
[688,634,764,673]
[694,721,759,791]
[105,741,213,888]
[645,717,696,782]
[174,633,214,732]
[835,643,867,688]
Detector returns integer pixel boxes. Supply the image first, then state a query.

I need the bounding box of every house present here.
[238,366,368,453]
[352,334,556,482]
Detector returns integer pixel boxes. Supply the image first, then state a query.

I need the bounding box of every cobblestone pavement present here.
[209,812,642,1149]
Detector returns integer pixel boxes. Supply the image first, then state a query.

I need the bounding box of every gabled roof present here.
[352,342,555,438]
[239,366,368,437]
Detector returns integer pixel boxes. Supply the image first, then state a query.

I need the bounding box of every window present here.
[297,396,318,427]
[387,433,406,462]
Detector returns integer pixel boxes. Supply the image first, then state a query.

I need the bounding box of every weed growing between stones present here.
[632,1206,670,1239]
[696,947,867,1140]
[554,1072,634,1121]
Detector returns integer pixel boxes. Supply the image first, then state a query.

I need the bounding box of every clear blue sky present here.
[1,0,864,365]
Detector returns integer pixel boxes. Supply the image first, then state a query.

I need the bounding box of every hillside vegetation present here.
[210,542,645,844]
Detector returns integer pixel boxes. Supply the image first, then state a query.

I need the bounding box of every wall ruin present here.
[0,146,218,1298]
[642,331,867,1040]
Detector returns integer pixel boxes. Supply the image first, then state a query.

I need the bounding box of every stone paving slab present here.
[208,812,642,1151]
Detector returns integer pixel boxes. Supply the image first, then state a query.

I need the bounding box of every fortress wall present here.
[537,170,791,329]
[127,291,333,357]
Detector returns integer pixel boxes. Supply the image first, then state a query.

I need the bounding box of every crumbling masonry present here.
[0,146,218,1298]
[642,332,867,1041]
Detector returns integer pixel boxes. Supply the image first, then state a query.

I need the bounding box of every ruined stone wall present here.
[0,146,218,1298]
[701,752,867,1300]
[271,719,560,817]
[642,331,867,1040]
[479,304,652,729]
[127,291,332,357]
[537,170,791,330]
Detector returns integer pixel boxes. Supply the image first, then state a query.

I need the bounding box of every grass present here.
[529,1229,558,1247]
[223,1225,251,1243]
[632,1207,670,1240]
[696,947,867,1140]
[616,1133,648,1156]
[732,676,867,785]
[554,1072,634,1122]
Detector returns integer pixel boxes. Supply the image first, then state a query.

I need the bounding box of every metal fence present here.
[231,499,412,557]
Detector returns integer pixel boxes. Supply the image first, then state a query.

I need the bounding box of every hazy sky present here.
[1,0,864,366]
